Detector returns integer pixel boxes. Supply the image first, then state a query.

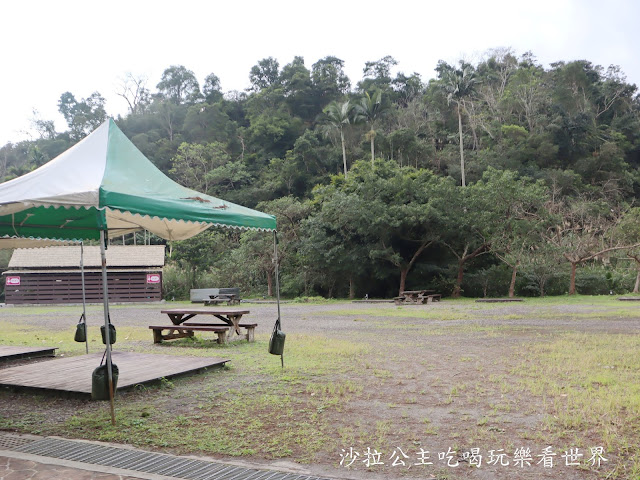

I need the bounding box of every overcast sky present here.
[1,0,638,146]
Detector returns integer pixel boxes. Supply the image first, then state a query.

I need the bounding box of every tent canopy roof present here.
[0,119,276,244]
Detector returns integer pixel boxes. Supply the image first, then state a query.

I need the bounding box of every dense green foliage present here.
[2,49,640,298]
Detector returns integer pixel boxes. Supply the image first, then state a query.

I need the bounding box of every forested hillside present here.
[2,49,639,299]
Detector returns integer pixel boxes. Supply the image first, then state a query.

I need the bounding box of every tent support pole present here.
[80,242,88,354]
[273,231,283,368]
[100,230,116,425]
[274,231,281,322]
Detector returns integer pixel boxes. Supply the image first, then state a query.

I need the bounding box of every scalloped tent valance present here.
[0,119,276,244]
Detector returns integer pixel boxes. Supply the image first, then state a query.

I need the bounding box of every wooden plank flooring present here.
[0,346,57,362]
[0,351,228,395]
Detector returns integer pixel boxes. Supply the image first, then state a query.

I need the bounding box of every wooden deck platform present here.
[0,346,57,362]
[0,351,228,396]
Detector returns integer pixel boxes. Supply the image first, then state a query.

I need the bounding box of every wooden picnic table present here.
[394,290,440,305]
[159,308,251,338]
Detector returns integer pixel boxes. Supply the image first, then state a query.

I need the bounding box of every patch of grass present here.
[59,376,362,462]
[13,331,371,464]
[0,320,95,355]
[513,332,640,478]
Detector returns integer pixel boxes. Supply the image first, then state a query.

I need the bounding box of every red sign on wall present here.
[146,274,161,284]
[5,276,20,286]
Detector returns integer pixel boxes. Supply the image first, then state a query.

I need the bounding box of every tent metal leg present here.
[80,242,88,354]
[274,231,281,322]
[100,230,116,425]
[273,231,283,368]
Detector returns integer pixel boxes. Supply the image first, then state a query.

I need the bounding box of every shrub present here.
[162,264,190,301]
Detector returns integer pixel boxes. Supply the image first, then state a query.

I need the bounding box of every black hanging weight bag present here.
[74,314,87,343]
[100,323,116,345]
[268,318,286,356]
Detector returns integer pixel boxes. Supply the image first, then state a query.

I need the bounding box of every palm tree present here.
[440,63,478,187]
[319,100,353,177]
[354,90,387,164]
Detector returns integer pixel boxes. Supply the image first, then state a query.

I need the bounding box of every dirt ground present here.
[0,299,637,480]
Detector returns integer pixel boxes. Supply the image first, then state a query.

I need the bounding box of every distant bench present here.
[204,293,241,306]
[190,288,240,303]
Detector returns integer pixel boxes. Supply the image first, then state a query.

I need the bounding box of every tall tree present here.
[117,73,150,115]
[29,110,56,139]
[249,57,280,91]
[615,207,640,292]
[433,177,491,297]
[311,56,351,105]
[438,61,479,187]
[318,100,354,177]
[169,142,230,193]
[171,230,229,290]
[354,90,388,164]
[305,160,439,296]
[358,55,398,92]
[544,197,640,294]
[202,73,223,103]
[156,65,201,104]
[57,91,107,140]
[230,197,310,296]
[279,56,315,120]
[475,168,551,297]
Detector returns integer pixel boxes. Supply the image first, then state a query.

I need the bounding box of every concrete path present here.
[0,452,151,480]
[0,433,335,480]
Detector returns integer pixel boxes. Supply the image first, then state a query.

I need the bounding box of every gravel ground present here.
[1,299,638,480]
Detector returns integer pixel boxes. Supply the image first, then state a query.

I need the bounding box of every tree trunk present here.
[399,268,409,296]
[340,129,348,177]
[634,269,640,294]
[450,243,487,298]
[349,276,355,299]
[568,262,578,295]
[266,271,273,297]
[508,263,518,298]
[370,130,375,165]
[452,260,465,298]
[457,103,465,187]
[396,241,431,296]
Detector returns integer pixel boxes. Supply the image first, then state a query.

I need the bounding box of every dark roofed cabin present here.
[3,245,165,305]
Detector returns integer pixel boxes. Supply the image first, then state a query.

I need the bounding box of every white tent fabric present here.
[0,123,108,208]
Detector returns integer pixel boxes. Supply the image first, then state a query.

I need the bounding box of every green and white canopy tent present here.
[0,119,277,422]
[0,119,275,243]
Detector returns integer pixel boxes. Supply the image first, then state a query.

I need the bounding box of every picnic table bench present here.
[149,324,230,344]
[152,308,255,344]
[184,322,257,342]
[394,290,441,305]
